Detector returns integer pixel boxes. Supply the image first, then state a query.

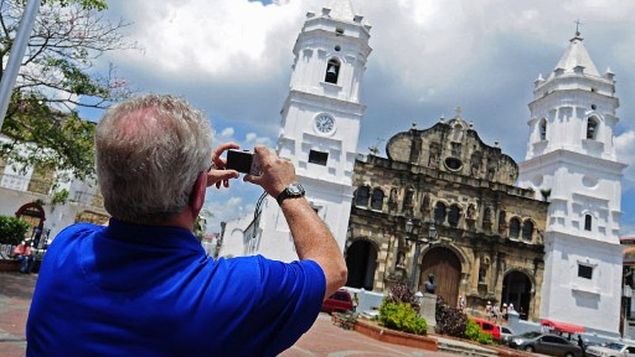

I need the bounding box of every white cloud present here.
[616,130,635,189]
[111,0,306,82]
[245,132,258,143]
[101,0,635,230]
[220,127,235,137]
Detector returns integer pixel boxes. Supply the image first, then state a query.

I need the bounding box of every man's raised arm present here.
[244,146,347,299]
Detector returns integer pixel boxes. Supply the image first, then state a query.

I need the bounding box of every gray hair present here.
[95,94,212,224]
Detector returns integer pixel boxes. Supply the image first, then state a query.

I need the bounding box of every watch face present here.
[315,114,335,134]
[288,183,305,195]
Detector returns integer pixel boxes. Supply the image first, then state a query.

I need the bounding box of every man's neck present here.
[160,212,195,231]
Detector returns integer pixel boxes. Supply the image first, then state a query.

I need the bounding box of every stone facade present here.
[346,116,548,321]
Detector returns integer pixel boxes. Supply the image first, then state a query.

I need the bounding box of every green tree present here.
[0,0,131,179]
[0,215,29,245]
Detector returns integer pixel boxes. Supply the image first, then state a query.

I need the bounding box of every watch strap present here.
[276,184,305,205]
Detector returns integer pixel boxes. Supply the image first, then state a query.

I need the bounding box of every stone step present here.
[437,340,500,357]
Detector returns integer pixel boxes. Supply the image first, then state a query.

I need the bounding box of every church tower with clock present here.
[244,0,372,261]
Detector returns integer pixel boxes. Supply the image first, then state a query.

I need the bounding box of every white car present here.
[586,342,635,357]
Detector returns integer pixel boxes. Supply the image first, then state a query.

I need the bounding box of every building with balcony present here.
[0,135,108,244]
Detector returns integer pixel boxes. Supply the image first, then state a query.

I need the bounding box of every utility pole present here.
[0,0,42,131]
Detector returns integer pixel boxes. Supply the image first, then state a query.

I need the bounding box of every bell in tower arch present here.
[325,58,340,84]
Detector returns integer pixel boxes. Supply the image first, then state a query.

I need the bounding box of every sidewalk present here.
[0,272,458,356]
[0,272,35,356]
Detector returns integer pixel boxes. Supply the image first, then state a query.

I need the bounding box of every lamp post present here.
[407,220,438,290]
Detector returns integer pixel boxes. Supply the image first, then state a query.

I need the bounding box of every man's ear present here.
[190,172,208,217]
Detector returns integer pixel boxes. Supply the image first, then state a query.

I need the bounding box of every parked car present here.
[586,341,635,357]
[499,326,514,344]
[472,318,501,340]
[509,332,583,357]
[321,289,354,314]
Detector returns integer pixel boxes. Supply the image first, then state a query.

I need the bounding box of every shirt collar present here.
[104,218,204,252]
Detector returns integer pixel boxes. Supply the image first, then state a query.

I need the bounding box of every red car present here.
[321,289,354,314]
[472,318,502,340]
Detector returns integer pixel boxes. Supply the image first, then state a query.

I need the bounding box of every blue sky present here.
[92,0,635,235]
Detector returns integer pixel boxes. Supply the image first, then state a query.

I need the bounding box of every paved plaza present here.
[0,272,456,356]
[0,273,33,356]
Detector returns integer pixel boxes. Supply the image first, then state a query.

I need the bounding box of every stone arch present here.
[521,218,535,241]
[419,245,464,307]
[447,203,462,227]
[325,57,341,84]
[501,269,534,320]
[420,242,469,276]
[585,115,601,140]
[509,216,521,239]
[433,200,449,224]
[15,201,46,234]
[370,188,384,210]
[539,118,547,141]
[354,185,370,207]
[345,238,379,291]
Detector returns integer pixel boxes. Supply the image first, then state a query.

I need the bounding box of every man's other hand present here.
[244,146,296,197]
[207,142,240,189]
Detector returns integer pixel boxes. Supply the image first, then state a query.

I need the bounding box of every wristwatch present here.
[276,183,305,205]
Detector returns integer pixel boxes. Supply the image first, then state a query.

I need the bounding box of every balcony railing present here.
[0,173,54,194]
[1,172,104,209]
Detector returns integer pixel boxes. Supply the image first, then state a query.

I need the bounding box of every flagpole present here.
[0,0,42,131]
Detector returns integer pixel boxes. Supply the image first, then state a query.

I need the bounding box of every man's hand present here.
[207,142,240,189]
[244,146,296,197]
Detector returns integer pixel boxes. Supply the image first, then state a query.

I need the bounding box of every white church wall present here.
[542,232,622,335]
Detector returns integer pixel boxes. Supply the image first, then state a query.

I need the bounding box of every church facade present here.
[345,115,548,320]
[216,1,626,334]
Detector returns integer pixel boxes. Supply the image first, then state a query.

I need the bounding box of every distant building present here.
[346,115,548,320]
[518,30,625,335]
[0,134,108,243]
[621,236,635,338]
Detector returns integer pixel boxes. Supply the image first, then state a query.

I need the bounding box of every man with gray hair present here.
[26,95,347,356]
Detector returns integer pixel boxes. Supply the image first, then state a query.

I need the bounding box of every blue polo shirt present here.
[26,219,326,356]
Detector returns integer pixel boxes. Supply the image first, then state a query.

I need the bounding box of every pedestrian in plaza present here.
[492,304,501,323]
[26,95,347,356]
[501,303,508,321]
[13,239,33,274]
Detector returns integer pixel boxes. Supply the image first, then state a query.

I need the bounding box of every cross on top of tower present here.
[571,19,584,41]
[455,106,463,118]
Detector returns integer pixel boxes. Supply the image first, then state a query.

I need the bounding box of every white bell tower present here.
[249,0,372,261]
[518,28,625,335]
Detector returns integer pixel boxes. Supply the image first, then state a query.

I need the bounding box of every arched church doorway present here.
[501,271,532,320]
[345,240,377,290]
[420,247,461,307]
[15,201,45,232]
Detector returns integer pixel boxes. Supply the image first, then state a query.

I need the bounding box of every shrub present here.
[0,216,30,245]
[386,283,419,312]
[465,320,493,345]
[379,301,427,335]
[435,296,468,337]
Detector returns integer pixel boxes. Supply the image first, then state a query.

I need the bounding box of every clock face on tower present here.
[314,113,335,135]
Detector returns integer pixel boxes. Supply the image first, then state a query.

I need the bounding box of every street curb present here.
[332,315,438,351]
